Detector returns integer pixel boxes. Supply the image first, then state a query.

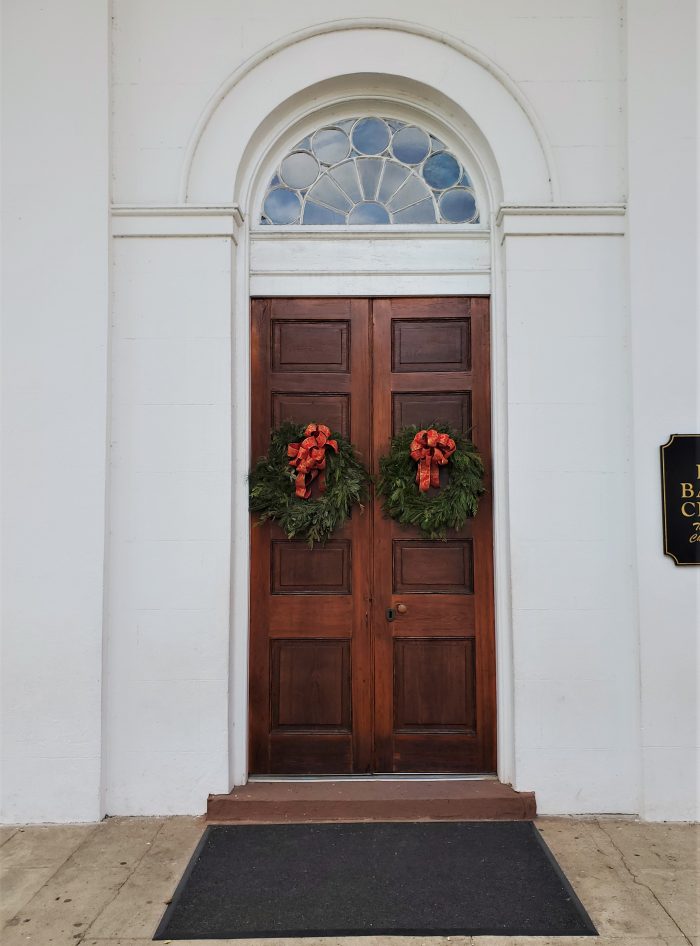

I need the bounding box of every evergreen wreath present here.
[249,421,370,545]
[376,424,486,540]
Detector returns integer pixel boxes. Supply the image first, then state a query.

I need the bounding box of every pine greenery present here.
[376,424,485,539]
[249,421,370,546]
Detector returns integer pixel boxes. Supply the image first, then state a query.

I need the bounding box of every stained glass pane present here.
[392,125,431,165]
[352,118,391,155]
[423,151,461,189]
[330,161,363,203]
[387,174,431,212]
[377,162,411,203]
[280,151,320,189]
[348,201,391,224]
[264,187,301,224]
[439,187,478,223]
[357,158,384,201]
[303,201,346,225]
[393,198,437,224]
[307,175,353,212]
[262,117,480,225]
[312,127,351,165]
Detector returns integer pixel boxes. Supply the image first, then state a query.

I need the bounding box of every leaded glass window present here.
[261,117,480,226]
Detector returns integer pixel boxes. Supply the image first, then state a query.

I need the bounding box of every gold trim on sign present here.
[660,434,698,567]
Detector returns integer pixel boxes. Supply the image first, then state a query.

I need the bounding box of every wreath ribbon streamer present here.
[287,423,338,498]
[409,428,456,492]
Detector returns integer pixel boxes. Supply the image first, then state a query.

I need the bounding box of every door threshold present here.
[207,777,536,823]
[248,773,498,783]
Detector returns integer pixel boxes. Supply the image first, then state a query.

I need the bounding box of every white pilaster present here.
[1,0,111,822]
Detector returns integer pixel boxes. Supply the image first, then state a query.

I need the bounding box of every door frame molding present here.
[230,224,516,787]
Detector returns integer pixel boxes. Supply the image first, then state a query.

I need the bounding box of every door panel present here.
[250,298,372,774]
[371,297,495,773]
[250,296,495,775]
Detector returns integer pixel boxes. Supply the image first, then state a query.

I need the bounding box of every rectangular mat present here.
[155,821,596,939]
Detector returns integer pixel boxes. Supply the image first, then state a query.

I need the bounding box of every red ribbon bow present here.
[288,423,338,499]
[409,428,456,492]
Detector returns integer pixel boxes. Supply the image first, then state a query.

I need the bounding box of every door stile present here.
[370,299,395,771]
[349,298,373,773]
[469,297,497,771]
[249,299,273,774]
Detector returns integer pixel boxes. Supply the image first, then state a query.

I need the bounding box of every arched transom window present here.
[261,117,480,226]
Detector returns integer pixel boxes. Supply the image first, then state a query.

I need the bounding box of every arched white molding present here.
[183,22,555,206]
[182,22,530,791]
[239,82,498,228]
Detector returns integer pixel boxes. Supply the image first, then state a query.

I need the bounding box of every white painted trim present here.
[185,31,553,209]
[179,18,558,203]
[229,222,512,787]
[111,206,242,238]
[497,205,627,238]
[230,219,252,788]
[497,204,626,220]
[489,208,515,787]
[250,274,491,296]
[249,229,492,295]
[251,226,490,240]
[109,205,626,238]
[496,207,626,240]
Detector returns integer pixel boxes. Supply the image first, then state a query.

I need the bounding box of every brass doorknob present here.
[396,603,408,614]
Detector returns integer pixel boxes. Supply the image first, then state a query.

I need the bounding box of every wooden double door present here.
[250,297,495,774]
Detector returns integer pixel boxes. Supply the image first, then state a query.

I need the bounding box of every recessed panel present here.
[272,320,349,372]
[394,638,476,732]
[393,540,473,594]
[392,318,470,372]
[392,392,472,435]
[271,639,351,730]
[272,541,351,595]
[272,393,350,439]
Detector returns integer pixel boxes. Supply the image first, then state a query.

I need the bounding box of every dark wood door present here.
[250,297,495,774]
[371,298,495,772]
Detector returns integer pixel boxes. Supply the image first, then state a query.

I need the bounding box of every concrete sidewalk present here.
[0,817,696,945]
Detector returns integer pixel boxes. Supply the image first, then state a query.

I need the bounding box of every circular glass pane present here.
[438,187,477,223]
[392,125,431,165]
[351,118,391,155]
[311,127,351,165]
[422,151,461,190]
[348,201,391,224]
[279,151,320,189]
[263,186,301,224]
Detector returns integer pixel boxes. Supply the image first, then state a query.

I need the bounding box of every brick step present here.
[207,779,536,823]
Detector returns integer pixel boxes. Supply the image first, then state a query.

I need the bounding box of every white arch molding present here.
[183,19,555,204]
[185,21,556,790]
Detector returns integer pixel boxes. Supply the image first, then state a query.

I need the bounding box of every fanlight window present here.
[261,117,480,226]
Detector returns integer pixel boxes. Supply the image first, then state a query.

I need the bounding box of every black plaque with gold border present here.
[660,434,700,566]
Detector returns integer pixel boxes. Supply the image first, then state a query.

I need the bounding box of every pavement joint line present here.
[78,819,169,945]
[1,822,101,929]
[0,828,19,848]
[594,819,694,946]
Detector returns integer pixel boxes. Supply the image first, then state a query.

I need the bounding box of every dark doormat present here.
[154,821,597,939]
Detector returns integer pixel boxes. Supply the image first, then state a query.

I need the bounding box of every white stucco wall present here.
[105,235,233,814]
[1,0,697,822]
[627,1,699,822]
[1,0,110,823]
[111,1,624,206]
[504,227,640,814]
